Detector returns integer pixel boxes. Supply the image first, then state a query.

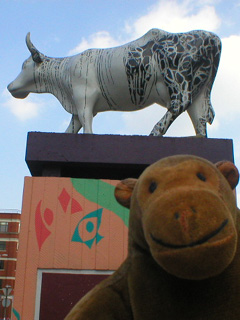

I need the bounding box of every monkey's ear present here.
[216,161,239,189]
[114,178,137,208]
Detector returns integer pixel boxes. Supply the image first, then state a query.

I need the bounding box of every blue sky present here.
[0,0,240,210]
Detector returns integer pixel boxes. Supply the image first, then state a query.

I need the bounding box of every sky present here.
[0,0,240,210]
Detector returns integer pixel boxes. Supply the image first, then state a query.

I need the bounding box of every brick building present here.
[0,210,21,319]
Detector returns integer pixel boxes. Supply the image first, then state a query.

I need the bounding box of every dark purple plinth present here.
[25,132,234,179]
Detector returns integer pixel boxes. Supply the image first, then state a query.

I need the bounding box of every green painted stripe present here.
[71,179,129,227]
[13,308,21,320]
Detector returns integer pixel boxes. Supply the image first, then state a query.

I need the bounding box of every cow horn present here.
[26,32,43,63]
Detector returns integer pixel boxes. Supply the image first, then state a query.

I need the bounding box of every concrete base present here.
[26,132,234,179]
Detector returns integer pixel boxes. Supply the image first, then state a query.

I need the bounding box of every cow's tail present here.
[205,34,222,124]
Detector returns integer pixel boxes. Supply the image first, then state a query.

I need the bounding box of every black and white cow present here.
[8,29,221,136]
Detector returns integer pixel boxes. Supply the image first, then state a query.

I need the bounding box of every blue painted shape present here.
[13,308,21,320]
[86,221,94,233]
[72,208,104,248]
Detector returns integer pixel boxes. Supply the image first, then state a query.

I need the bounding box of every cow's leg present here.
[65,114,82,133]
[85,107,94,134]
[77,107,94,134]
[150,110,174,136]
[74,89,99,133]
[187,101,207,137]
[150,95,191,136]
[187,86,215,138]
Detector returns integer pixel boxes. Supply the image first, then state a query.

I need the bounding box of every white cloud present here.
[125,0,221,39]
[2,90,41,121]
[212,35,240,120]
[68,31,120,55]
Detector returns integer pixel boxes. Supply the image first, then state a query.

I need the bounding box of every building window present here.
[0,260,4,270]
[0,279,2,288]
[0,242,6,251]
[0,222,8,233]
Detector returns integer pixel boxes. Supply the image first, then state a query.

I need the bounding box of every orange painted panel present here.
[13,177,129,320]
[13,177,32,318]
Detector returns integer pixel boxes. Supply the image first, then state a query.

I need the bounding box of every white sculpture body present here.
[8,29,221,136]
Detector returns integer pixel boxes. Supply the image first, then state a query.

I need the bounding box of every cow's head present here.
[7,33,45,98]
[115,155,239,280]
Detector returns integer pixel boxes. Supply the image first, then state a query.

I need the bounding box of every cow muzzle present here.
[7,82,29,99]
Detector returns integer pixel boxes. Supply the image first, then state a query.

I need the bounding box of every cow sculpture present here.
[8,29,221,136]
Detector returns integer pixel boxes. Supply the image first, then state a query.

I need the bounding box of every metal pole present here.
[3,285,11,320]
[3,286,8,320]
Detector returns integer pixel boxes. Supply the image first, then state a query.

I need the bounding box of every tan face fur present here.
[115,155,239,280]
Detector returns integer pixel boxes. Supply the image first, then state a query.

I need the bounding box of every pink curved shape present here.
[35,200,51,250]
[71,198,83,214]
[44,208,54,226]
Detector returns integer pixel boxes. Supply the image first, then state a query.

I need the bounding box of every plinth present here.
[26,132,234,179]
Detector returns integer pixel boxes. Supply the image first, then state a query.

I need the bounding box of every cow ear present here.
[216,161,239,189]
[26,32,43,63]
[31,49,43,63]
[115,178,137,208]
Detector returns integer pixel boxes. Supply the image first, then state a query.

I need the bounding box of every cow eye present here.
[197,172,206,182]
[149,182,157,193]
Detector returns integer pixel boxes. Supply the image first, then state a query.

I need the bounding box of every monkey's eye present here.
[149,182,157,193]
[197,172,206,182]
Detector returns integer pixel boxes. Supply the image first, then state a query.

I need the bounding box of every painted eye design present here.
[149,181,157,193]
[197,172,206,182]
[72,208,104,248]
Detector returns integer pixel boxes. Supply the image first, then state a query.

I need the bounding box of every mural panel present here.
[13,177,129,320]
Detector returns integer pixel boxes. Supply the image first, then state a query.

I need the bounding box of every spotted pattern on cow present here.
[124,42,155,106]
[124,29,221,136]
